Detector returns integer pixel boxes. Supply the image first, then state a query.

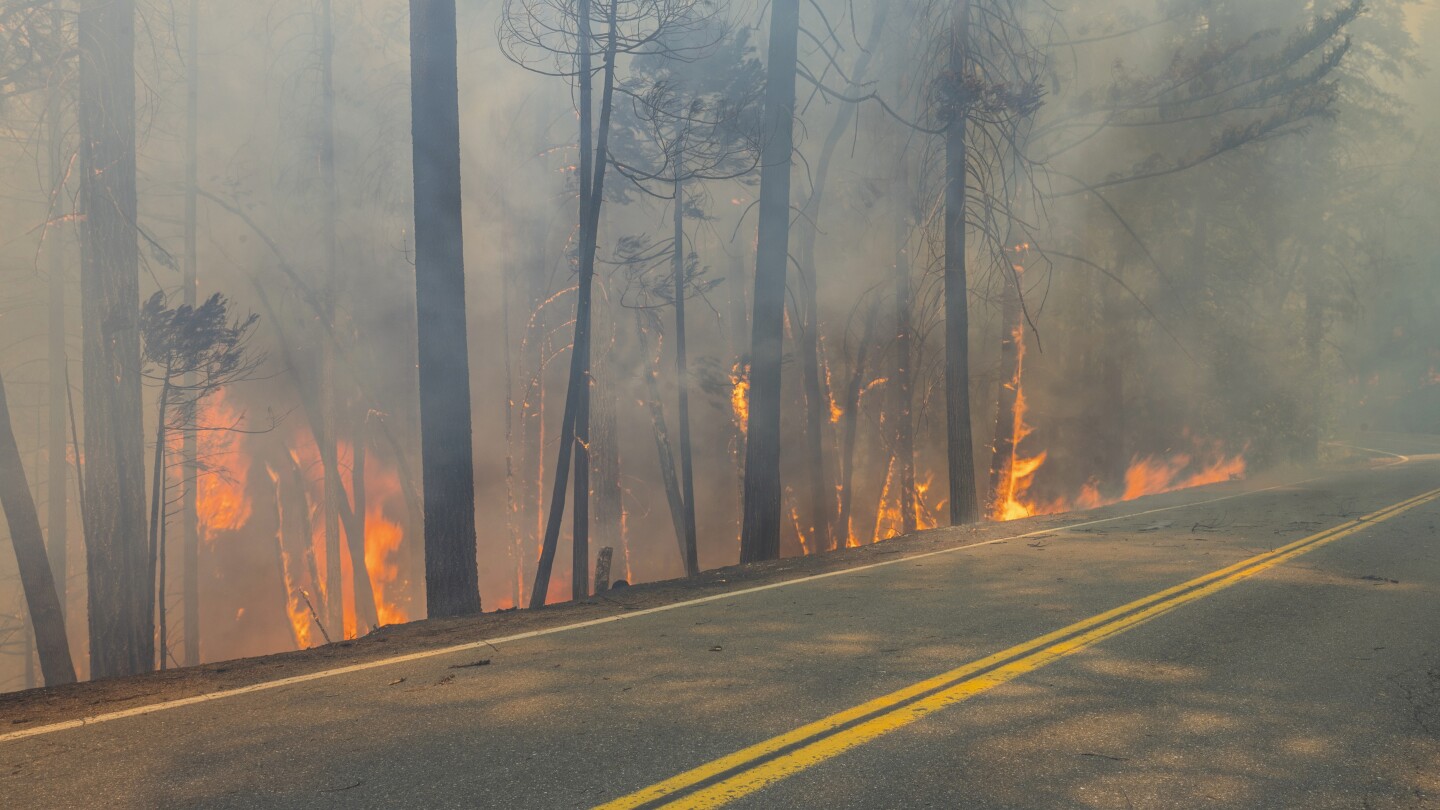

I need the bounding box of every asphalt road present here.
[4,436,1439,809]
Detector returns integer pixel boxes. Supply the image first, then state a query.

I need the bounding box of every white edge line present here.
[1323,441,1410,465]
[0,468,1384,744]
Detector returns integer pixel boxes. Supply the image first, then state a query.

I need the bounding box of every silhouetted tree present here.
[739,0,800,563]
[139,291,260,668]
[0,370,76,686]
[410,0,482,617]
[78,0,150,678]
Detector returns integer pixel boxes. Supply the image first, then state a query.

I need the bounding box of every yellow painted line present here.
[0,472,1317,745]
[597,486,1440,809]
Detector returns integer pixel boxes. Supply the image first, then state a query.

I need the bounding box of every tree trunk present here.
[987,271,1021,515]
[279,447,320,644]
[346,422,379,632]
[79,0,151,677]
[740,0,800,564]
[317,0,344,638]
[409,0,482,617]
[943,4,981,526]
[0,371,77,686]
[146,374,171,670]
[569,1,621,602]
[181,0,201,667]
[672,179,699,576]
[532,0,619,607]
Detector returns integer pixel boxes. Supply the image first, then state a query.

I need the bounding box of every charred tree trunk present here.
[672,180,699,576]
[79,0,151,677]
[409,0,481,617]
[0,371,77,686]
[943,4,981,526]
[181,0,201,667]
[740,0,800,563]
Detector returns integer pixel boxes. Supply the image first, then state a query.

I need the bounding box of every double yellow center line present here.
[597,486,1440,809]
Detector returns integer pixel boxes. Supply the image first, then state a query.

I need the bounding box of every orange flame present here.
[989,328,1246,522]
[266,464,312,649]
[730,361,750,435]
[195,392,251,544]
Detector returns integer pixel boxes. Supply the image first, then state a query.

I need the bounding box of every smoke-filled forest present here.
[0,0,1436,691]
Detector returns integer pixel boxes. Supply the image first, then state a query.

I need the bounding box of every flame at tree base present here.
[988,326,1246,522]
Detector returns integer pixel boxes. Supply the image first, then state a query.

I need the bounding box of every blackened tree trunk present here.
[79,0,151,677]
[0,372,77,686]
[672,179,699,576]
[409,0,481,617]
[181,0,201,666]
[740,0,800,564]
[943,4,981,526]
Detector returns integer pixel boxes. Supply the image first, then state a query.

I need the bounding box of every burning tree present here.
[139,291,261,668]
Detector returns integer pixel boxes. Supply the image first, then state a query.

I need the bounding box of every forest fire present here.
[730,361,750,434]
[186,399,415,653]
[990,327,1246,522]
[195,393,251,544]
[265,465,312,649]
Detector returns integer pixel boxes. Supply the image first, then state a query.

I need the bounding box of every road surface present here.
[3,435,1439,808]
